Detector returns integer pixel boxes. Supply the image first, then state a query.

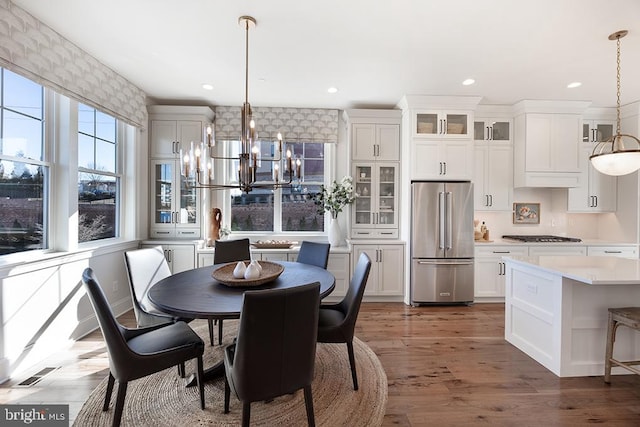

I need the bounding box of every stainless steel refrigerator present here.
[410,181,474,304]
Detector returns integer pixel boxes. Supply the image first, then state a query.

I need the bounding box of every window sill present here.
[0,239,140,278]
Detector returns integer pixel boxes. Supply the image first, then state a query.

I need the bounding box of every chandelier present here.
[589,30,640,176]
[181,15,300,193]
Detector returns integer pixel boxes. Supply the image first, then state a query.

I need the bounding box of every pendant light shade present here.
[589,30,640,176]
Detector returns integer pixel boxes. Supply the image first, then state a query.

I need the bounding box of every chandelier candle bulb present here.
[206,125,213,147]
[296,158,302,178]
[195,146,201,171]
[274,163,279,182]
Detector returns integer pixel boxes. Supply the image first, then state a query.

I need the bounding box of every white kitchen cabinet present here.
[323,253,351,300]
[528,245,586,256]
[148,106,214,239]
[413,110,472,138]
[150,120,204,159]
[150,159,200,239]
[351,123,400,161]
[512,100,590,188]
[583,120,615,144]
[411,139,473,180]
[567,146,617,212]
[473,118,511,142]
[352,244,404,296]
[351,163,398,239]
[474,246,528,299]
[473,142,512,211]
[142,242,195,273]
[587,246,638,259]
[514,112,582,188]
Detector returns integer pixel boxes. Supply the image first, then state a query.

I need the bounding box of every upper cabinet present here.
[474,118,511,142]
[398,95,482,182]
[351,123,400,161]
[568,109,618,212]
[150,120,204,159]
[583,120,614,144]
[512,100,591,188]
[414,110,472,138]
[473,115,513,211]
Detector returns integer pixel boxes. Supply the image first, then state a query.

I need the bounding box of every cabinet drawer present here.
[150,228,177,238]
[528,246,586,256]
[351,229,398,239]
[475,246,528,258]
[587,246,638,259]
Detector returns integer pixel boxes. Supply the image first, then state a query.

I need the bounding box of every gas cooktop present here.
[502,235,582,243]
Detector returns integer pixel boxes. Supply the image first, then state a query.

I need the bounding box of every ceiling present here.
[12,0,640,110]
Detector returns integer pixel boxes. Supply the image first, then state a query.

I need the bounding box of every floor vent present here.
[17,367,59,387]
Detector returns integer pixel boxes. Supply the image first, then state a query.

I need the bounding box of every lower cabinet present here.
[352,244,404,296]
[474,246,528,299]
[142,242,195,274]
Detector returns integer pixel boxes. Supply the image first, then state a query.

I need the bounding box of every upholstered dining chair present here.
[317,252,371,390]
[296,241,331,269]
[123,246,178,328]
[212,238,251,346]
[82,268,205,427]
[223,282,320,427]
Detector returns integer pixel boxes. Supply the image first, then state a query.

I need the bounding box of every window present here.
[0,69,48,255]
[77,104,119,242]
[228,141,326,233]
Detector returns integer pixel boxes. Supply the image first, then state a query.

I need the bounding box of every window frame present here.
[0,68,50,256]
[77,104,123,245]
[221,139,334,237]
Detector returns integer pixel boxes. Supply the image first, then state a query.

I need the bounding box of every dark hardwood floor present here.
[2,303,639,426]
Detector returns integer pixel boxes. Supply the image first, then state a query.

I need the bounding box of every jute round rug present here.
[74,319,387,426]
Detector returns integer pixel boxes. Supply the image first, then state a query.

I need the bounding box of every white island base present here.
[504,256,640,377]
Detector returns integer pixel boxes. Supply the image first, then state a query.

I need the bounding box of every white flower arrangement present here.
[313,176,355,219]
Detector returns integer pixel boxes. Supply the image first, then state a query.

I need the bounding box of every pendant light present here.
[181,16,299,193]
[590,30,640,176]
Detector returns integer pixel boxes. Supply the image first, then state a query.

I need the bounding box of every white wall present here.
[0,242,137,381]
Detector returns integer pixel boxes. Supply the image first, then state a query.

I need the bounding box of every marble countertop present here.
[504,255,640,285]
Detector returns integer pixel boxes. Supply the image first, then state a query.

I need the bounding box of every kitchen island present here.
[504,255,640,377]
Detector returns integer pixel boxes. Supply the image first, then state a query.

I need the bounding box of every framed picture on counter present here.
[513,202,540,224]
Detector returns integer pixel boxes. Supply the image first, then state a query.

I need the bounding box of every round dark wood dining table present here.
[148,261,336,382]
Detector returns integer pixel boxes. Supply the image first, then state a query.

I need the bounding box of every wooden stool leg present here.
[604,312,616,384]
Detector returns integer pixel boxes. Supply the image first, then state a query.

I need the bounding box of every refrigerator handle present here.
[438,191,445,249]
[445,191,453,250]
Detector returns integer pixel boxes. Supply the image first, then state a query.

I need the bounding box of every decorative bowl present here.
[212,261,284,287]
[251,240,297,249]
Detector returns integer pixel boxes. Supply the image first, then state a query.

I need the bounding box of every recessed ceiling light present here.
[462,79,475,86]
[567,82,582,88]
[327,87,338,94]
[202,84,214,90]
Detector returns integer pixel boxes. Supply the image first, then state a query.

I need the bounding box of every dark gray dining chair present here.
[296,241,330,269]
[212,238,251,345]
[317,252,371,390]
[223,282,320,427]
[82,268,205,427]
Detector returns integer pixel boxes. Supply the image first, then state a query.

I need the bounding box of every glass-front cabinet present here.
[473,119,511,142]
[351,163,398,239]
[414,110,471,138]
[150,159,200,238]
[583,120,614,143]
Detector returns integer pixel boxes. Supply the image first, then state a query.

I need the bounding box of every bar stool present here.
[604,307,640,383]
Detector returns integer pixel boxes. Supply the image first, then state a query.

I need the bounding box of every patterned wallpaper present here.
[215,105,339,143]
[0,0,147,127]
